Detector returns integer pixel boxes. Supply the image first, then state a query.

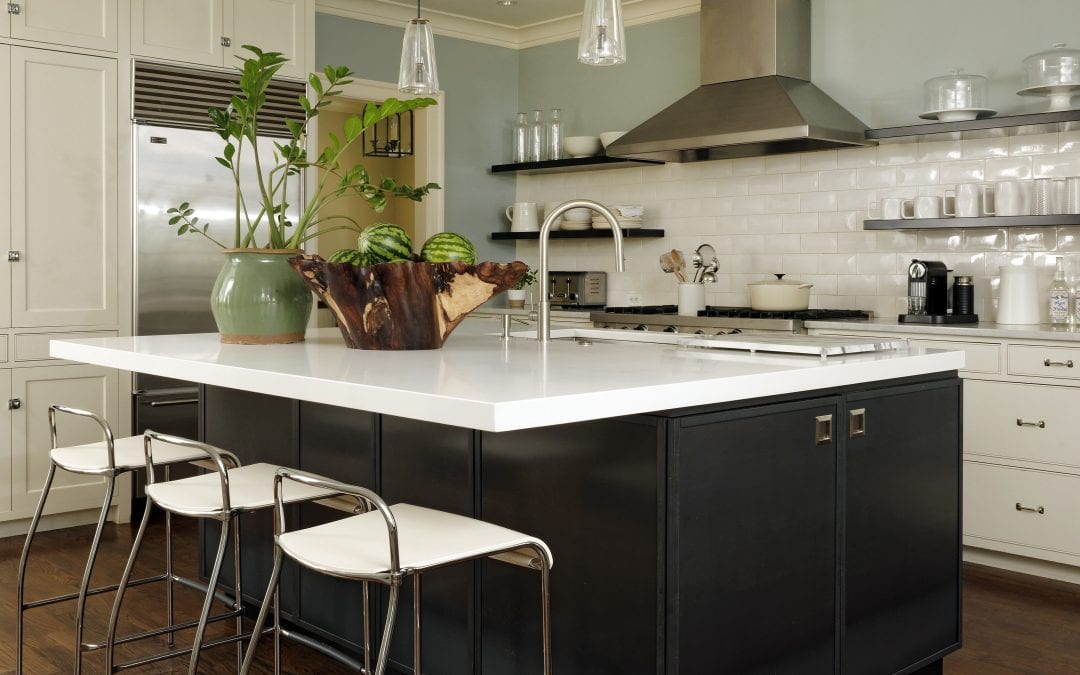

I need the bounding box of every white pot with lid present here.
[748,274,813,311]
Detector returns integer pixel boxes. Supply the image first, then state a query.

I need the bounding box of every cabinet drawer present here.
[15,331,116,362]
[909,339,999,374]
[964,461,1080,556]
[965,380,1078,466]
[1008,344,1080,380]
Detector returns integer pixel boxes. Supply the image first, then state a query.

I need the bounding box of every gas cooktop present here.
[593,306,871,334]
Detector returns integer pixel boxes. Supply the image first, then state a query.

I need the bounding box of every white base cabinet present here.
[809,325,1080,573]
[131,0,306,78]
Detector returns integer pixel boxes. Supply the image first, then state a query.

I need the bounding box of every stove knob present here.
[633,324,648,331]
[619,325,629,330]
[663,325,679,333]
[728,328,742,334]
[693,329,706,335]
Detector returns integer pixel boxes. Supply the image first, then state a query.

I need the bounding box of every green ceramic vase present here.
[210,249,312,344]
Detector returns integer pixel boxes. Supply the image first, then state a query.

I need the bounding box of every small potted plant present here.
[506,266,537,308]
[167,45,439,344]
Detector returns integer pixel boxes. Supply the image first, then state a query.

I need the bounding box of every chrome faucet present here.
[537,200,625,342]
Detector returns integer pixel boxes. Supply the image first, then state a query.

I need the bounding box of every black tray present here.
[898,314,979,324]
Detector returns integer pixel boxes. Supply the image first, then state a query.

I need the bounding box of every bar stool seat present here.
[50,435,202,472]
[146,462,333,515]
[279,503,554,577]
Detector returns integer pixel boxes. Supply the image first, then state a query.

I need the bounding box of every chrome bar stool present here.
[241,467,554,675]
[16,405,207,674]
[105,431,335,674]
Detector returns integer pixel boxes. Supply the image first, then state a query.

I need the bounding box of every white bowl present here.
[563,207,593,223]
[564,136,601,158]
[599,131,626,148]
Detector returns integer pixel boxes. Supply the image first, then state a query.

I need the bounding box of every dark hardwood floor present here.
[2,516,1079,673]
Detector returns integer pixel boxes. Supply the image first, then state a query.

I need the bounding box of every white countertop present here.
[807,318,1080,342]
[50,326,963,432]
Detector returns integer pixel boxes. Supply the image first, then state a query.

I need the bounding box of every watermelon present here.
[420,232,478,265]
[358,223,413,265]
[326,248,364,265]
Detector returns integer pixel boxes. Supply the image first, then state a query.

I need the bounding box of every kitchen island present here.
[52,327,964,674]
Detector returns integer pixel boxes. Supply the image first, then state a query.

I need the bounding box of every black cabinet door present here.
[670,397,839,675]
[842,379,961,674]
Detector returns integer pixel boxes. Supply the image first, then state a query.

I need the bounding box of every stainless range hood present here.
[607,0,873,162]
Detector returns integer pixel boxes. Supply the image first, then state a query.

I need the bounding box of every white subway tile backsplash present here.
[819,168,858,191]
[857,166,897,189]
[747,174,782,195]
[765,154,801,174]
[783,172,819,193]
[519,137,1076,314]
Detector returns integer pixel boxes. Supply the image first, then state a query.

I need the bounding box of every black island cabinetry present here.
[200,371,961,674]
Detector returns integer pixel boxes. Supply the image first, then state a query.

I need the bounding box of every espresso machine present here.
[899,259,978,323]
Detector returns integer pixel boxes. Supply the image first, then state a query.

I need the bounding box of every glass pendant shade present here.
[578,0,626,66]
[398,17,439,94]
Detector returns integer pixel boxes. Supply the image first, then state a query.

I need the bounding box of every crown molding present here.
[315,0,699,50]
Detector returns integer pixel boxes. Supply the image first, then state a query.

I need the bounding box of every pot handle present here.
[797,283,814,289]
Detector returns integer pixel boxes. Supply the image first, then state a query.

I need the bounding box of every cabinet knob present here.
[7,3,20,15]
[1015,502,1045,515]
[221,36,232,47]
[7,251,20,262]
[8,398,21,410]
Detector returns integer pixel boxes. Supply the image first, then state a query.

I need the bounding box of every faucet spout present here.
[537,200,625,342]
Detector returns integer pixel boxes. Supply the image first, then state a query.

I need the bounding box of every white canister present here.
[677,282,706,317]
[997,266,1041,324]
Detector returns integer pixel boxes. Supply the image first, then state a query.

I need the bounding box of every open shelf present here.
[490,156,663,175]
[863,214,1080,230]
[866,109,1080,140]
[491,228,664,240]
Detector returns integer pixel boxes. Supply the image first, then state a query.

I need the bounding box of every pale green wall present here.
[517,14,699,137]
[315,13,519,262]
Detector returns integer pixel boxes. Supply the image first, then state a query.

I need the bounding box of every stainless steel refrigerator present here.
[132,60,304,442]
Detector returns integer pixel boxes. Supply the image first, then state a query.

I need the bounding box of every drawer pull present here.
[1015,502,1045,515]
[1015,418,1046,428]
[1043,358,1074,368]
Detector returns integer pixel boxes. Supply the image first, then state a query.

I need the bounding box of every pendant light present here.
[578,0,626,66]
[398,0,439,94]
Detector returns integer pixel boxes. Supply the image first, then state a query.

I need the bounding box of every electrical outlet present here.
[626,294,643,306]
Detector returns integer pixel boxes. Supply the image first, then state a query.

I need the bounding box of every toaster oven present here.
[547,271,607,307]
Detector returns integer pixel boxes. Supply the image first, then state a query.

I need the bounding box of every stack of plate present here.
[592,204,645,229]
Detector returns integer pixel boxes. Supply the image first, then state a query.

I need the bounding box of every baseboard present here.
[964,546,1080,585]
[0,506,120,540]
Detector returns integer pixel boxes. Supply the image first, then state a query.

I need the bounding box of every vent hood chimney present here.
[606,0,873,162]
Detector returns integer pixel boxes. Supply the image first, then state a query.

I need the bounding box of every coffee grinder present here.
[899,259,978,323]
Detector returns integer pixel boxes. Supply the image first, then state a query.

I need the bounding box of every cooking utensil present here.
[693,244,717,283]
[670,249,687,282]
[748,273,813,311]
[660,252,676,276]
[690,252,703,282]
[702,272,716,284]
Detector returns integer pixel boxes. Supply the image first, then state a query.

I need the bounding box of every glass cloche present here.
[1019,43,1080,111]
[920,69,993,122]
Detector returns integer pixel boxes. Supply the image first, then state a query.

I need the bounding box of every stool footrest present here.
[21,572,168,610]
[279,626,367,672]
[111,628,253,672]
[88,608,242,651]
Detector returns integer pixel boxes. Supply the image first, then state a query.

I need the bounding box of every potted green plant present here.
[506,266,537,308]
[167,45,439,344]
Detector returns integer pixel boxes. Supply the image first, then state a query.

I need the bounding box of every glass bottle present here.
[528,109,545,162]
[512,112,528,163]
[548,108,564,161]
[1049,256,1070,324]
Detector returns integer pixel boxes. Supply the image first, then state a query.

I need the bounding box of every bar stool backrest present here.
[143,430,241,515]
[49,403,116,470]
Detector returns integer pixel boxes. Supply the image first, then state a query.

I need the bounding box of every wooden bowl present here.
[290,255,527,350]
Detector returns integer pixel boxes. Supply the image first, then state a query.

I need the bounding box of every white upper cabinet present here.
[4,0,118,52]
[0,47,9,330]
[9,47,118,328]
[130,0,225,68]
[131,0,306,78]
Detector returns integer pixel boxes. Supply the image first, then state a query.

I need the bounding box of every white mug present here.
[906,195,943,219]
[505,202,539,232]
[880,197,903,220]
[990,180,1030,217]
